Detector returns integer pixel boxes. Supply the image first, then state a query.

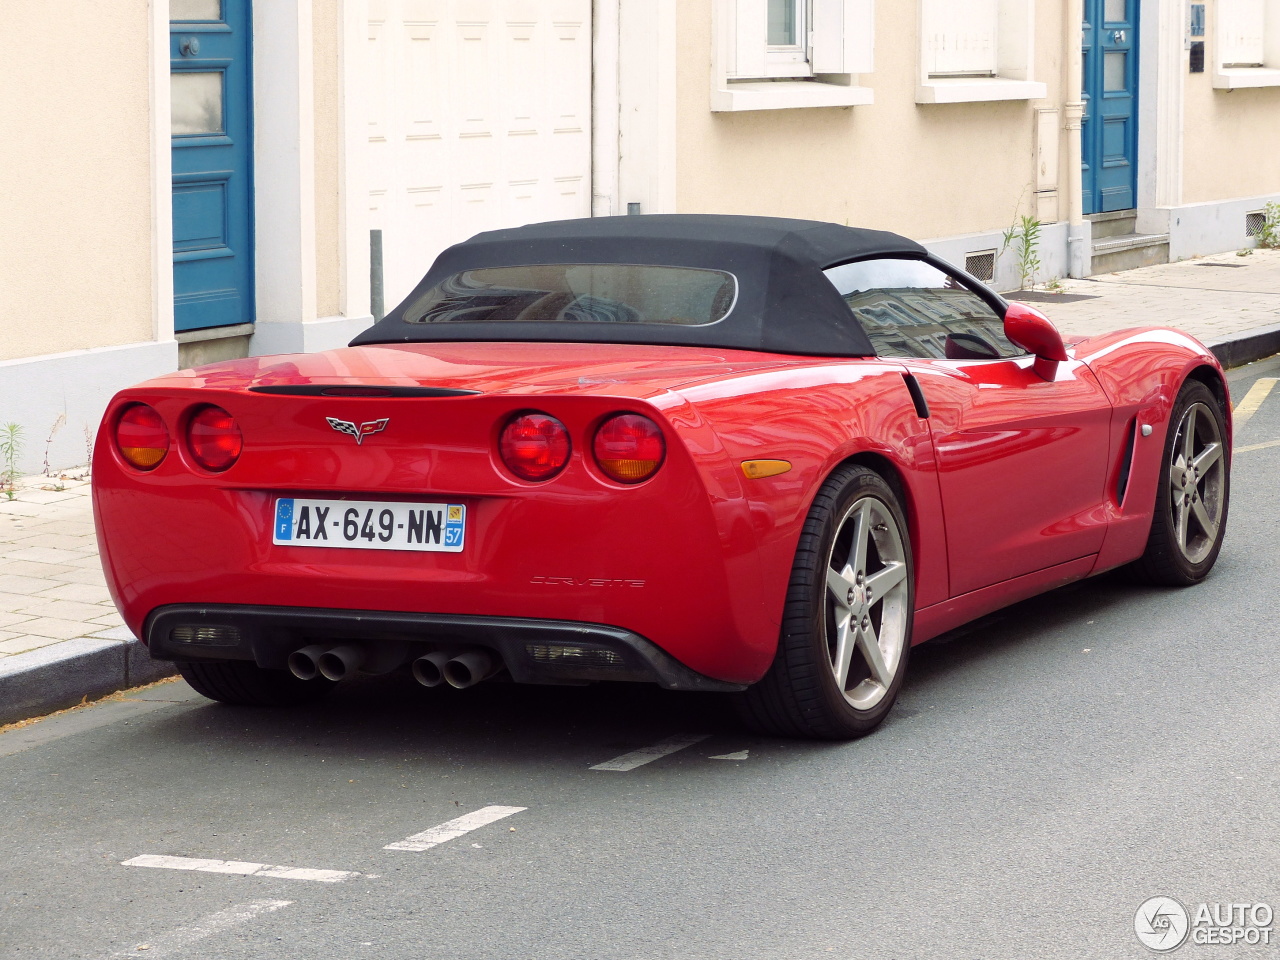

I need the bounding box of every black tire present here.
[1128,379,1230,586]
[737,464,914,740]
[178,660,336,707]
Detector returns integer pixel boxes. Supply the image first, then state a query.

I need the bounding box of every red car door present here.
[902,354,1113,596]
[821,256,1114,600]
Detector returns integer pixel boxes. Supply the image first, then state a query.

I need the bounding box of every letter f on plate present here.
[326,417,390,445]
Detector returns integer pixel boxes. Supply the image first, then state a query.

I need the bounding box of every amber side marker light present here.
[115,403,170,470]
[593,413,665,483]
[187,405,243,472]
[741,459,792,480]
[499,412,572,481]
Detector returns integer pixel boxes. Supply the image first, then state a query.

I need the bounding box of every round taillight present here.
[499,412,571,481]
[593,413,665,483]
[186,405,243,472]
[115,404,170,471]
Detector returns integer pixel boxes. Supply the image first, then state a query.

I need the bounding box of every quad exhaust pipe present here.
[411,648,500,689]
[287,643,367,681]
[288,643,500,687]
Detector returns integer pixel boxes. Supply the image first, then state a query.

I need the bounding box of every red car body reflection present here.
[94,330,1226,686]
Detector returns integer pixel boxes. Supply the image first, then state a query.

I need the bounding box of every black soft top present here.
[351,214,929,357]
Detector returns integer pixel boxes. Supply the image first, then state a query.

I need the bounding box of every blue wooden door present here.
[170,0,254,332]
[1082,0,1138,213]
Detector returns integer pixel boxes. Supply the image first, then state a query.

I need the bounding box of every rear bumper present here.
[145,604,746,693]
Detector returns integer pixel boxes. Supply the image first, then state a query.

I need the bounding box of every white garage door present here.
[368,0,593,310]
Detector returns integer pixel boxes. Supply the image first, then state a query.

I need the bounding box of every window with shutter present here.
[712,0,875,110]
[915,0,1046,102]
[1221,0,1266,66]
[922,0,998,77]
[1213,0,1280,87]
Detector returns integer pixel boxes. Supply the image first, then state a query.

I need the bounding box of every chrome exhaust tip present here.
[443,649,497,689]
[317,644,366,682]
[411,650,453,688]
[287,644,327,681]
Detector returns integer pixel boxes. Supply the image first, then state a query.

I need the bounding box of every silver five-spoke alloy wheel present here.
[824,496,910,710]
[1168,401,1225,565]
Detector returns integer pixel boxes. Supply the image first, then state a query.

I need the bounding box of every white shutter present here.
[1220,0,1266,66]
[811,0,845,72]
[731,0,769,79]
[844,0,875,74]
[922,0,998,76]
[812,0,874,74]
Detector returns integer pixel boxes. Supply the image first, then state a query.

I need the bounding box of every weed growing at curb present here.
[1,423,24,500]
[42,413,66,478]
[1001,215,1042,290]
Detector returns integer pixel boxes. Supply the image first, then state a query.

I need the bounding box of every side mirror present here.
[1004,301,1068,380]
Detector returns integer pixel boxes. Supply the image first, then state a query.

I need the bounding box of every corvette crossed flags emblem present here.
[326,417,390,445]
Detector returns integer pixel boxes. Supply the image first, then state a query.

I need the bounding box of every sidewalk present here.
[2,248,1278,725]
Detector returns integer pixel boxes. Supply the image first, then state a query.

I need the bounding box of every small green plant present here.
[1001,214,1042,291]
[1257,201,1280,249]
[1044,276,1067,294]
[1,423,25,501]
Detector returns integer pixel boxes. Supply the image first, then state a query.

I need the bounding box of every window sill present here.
[1212,67,1280,89]
[711,78,874,112]
[915,77,1048,104]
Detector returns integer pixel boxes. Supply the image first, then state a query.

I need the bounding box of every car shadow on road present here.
[140,571,1191,766]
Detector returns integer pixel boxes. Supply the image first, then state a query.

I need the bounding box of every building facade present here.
[2,0,1277,472]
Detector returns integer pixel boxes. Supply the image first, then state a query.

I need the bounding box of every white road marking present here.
[709,750,750,761]
[1233,377,1278,429]
[122,854,365,883]
[1236,437,1280,453]
[109,899,292,958]
[590,734,710,771]
[384,805,527,851]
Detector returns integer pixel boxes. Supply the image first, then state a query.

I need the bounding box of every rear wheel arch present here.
[822,450,916,541]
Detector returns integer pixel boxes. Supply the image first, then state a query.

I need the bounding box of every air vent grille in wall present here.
[1245,211,1266,238]
[965,250,996,282]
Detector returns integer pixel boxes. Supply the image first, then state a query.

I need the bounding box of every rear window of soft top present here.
[404,264,738,327]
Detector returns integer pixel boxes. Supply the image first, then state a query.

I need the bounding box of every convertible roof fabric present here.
[351,215,929,357]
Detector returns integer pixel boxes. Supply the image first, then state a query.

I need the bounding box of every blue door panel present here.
[171,0,253,333]
[172,182,228,249]
[1082,0,1137,214]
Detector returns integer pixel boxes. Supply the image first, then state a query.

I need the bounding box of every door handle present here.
[1112,30,1126,43]
[180,36,201,56]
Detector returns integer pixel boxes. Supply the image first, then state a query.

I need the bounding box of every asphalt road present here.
[4,357,1280,960]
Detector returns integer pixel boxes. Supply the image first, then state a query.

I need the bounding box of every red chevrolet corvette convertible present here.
[93,216,1231,739]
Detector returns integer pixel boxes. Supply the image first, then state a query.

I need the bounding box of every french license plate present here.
[272,498,465,553]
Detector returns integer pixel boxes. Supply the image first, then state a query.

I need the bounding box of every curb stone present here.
[0,628,177,727]
[1209,322,1280,370]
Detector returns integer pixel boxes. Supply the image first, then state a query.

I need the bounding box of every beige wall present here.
[314,0,343,319]
[1182,77,1280,205]
[675,1,1068,239]
[0,0,154,363]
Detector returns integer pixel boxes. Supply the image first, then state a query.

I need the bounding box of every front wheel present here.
[1128,380,1230,586]
[738,464,914,740]
[178,660,336,707]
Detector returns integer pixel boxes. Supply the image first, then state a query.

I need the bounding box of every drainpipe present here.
[1064,0,1090,278]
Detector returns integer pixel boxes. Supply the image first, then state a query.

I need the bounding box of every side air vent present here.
[1116,417,1138,505]
[1245,211,1266,239]
[965,250,997,282]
